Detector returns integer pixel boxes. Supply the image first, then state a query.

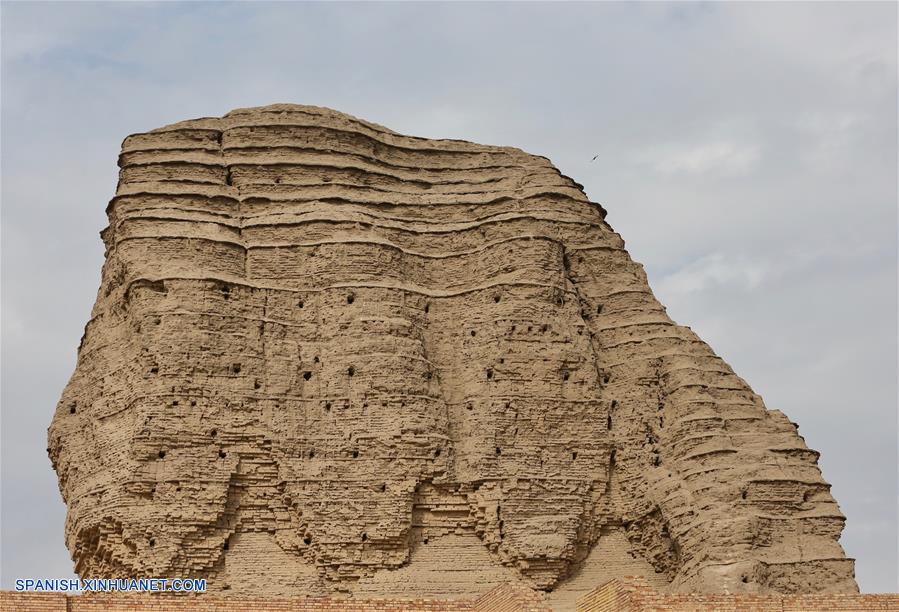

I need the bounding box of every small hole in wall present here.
[611,400,619,409]
[541,324,549,333]
[347,366,355,377]
[325,402,331,412]
[597,304,603,314]
[486,369,493,380]
[741,576,748,584]
[223,539,230,551]
[434,448,442,457]
[352,450,359,458]
[298,300,304,309]
[150,367,159,375]
[495,446,502,456]
[172,400,179,407]
[424,303,430,314]
[572,452,578,460]
[803,490,812,502]
[562,371,570,381]
[158,450,166,459]
[190,400,197,407]
[219,450,227,459]
[361,533,368,542]
[210,429,218,438]
[741,490,748,500]
[425,371,432,380]
[176,487,182,492]
[304,535,312,545]
[556,296,564,306]
[220,285,231,299]
[470,330,477,337]
[232,363,241,374]
[69,405,77,414]
[466,404,473,411]
[303,371,312,381]
[652,455,661,466]
[493,295,501,304]
[380,483,387,493]
[254,380,261,389]
[274,177,281,184]
[607,415,612,430]
[313,356,320,363]
[602,374,611,385]
[149,539,155,548]
[423,537,429,545]
[347,294,355,304]
[309,450,315,459]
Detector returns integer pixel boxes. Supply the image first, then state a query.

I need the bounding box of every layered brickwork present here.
[49,105,856,600]
[0,591,477,611]
[577,577,899,611]
[4,582,895,612]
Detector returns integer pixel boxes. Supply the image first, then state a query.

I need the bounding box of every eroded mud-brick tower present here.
[49,105,857,607]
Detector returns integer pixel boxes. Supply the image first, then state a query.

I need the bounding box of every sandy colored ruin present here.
[48,105,858,606]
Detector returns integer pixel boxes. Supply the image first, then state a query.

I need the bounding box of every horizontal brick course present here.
[576,577,899,612]
[3,581,897,612]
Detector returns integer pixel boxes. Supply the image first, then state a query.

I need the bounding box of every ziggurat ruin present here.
[45,105,862,609]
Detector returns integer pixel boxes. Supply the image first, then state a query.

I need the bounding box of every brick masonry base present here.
[2,579,897,612]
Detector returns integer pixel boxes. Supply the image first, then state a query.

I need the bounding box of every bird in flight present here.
[591,155,599,161]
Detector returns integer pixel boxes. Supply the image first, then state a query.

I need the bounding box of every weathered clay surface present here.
[48,105,858,600]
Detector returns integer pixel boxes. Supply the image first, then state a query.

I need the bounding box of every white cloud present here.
[632,140,761,177]
[656,252,769,296]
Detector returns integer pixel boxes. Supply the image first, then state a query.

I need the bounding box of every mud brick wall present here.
[576,577,899,611]
[0,591,475,612]
[4,582,897,612]
[48,104,856,602]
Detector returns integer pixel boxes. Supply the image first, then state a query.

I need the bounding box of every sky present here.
[1,0,896,594]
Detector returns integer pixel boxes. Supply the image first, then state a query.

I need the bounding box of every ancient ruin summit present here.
[48,104,858,608]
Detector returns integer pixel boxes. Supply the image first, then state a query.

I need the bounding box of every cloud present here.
[656,252,769,296]
[633,141,761,177]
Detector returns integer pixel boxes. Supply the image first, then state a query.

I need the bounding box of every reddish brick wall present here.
[0,592,67,612]
[3,582,898,612]
[576,577,899,612]
[0,591,475,612]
